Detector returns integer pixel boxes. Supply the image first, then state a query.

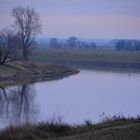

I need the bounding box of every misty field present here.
[31,48,140,71]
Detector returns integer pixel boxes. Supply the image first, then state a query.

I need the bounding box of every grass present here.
[31,48,140,63]
[31,48,140,71]
[0,61,79,87]
[0,115,140,140]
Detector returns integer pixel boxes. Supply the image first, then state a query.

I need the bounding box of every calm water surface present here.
[0,70,140,128]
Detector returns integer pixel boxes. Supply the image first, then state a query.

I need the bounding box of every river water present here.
[0,70,140,128]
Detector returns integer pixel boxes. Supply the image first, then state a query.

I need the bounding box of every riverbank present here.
[0,61,79,87]
[0,116,140,140]
[31,48,140,72]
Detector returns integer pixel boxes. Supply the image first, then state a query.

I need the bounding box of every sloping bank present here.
[0,61,79,87]
[0,117,140,140]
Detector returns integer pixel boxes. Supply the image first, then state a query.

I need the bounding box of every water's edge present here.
[0,64,79,87]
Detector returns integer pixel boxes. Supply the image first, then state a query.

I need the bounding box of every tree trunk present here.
[0,60,5,65]
[0,62,4,65]
[23,48,28,61]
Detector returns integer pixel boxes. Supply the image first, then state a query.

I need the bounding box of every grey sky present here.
[0,0,140,39]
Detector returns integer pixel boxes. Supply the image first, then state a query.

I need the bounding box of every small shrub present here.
[84,119,92,126]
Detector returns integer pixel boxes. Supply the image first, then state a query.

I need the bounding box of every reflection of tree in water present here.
[0,84,38,126]
[0,88,9,119]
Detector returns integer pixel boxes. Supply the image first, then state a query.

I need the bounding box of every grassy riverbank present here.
[0,61,79,87]
[0,116,140,140]
[31,48,140,72]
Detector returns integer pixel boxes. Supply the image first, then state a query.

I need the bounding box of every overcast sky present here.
[0,0,140,39]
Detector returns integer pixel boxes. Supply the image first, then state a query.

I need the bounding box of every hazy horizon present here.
[0,0,140,39]
[36,36,140,41]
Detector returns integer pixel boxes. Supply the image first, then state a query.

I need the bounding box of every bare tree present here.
[67,36,78,49]
[0,29,18,65]
[12,6,42,61]
[49,38,61,48]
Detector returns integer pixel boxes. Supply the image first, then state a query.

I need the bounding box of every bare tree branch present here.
[12,6,42,61]
[0,28,18,65]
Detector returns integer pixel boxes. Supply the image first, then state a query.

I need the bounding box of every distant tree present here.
[67,36,78,48]
[116,39,140,52]
[135,40,140,51]
[116,40,125,51]
[77,41,96,50]
[0,29,18,65]
[12,6,42,61]
[49,38,61,48]
[89,42,96,50]
[78,41,89,49]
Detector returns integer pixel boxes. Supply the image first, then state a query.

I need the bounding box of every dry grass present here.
[0,61,79,87]
[0,116,140,140]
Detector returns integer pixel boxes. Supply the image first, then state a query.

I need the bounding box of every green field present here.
[31,48,140,71]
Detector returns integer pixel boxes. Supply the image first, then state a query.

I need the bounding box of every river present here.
[0,70,140,128]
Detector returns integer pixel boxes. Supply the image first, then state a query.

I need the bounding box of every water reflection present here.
[0,70,140,128]
[0,84,38,127]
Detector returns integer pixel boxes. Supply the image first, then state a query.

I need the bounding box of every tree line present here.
[0,6,42,65]
[43,38,140,52]
[116,39,140,52]
[49,37,96,50]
